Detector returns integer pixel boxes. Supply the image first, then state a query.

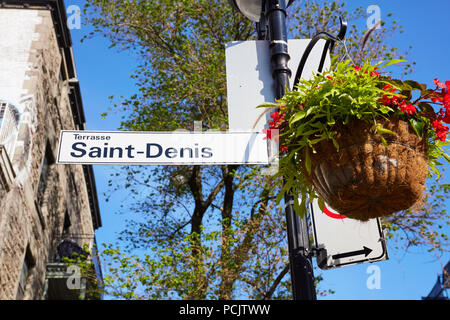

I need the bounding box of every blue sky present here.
[65,0,449,300]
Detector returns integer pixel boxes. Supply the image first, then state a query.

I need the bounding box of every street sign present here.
[310,199,388,270]
[225,39,330,131]
[57,130,269,165]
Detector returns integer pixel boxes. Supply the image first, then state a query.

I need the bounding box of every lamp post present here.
[229,0,317,300]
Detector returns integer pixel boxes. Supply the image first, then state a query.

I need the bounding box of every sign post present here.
[265,0,317,300]
[226,3,330,301]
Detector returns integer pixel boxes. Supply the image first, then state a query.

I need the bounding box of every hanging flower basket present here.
[301,117,428,221]
[261,59,450,221]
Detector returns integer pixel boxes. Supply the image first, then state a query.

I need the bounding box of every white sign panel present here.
[310,199,388,270]
[226,39,331,131]
[57,131,269,165]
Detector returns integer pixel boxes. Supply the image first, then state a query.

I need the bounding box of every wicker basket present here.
[303,117,429,221]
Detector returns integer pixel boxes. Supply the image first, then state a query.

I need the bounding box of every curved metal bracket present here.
[293,17,348,89]
[336,16,348,41]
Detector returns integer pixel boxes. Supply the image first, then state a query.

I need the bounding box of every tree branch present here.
[263,264,290,300]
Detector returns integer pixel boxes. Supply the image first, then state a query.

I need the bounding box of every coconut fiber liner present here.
[302,117,428,221]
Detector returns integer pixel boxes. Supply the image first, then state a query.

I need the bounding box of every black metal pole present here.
[265,0,317,300]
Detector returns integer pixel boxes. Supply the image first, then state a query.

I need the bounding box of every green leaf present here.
[378,105,394,114]
[429,163,441,179]
[290,111,307,125]
[400,89,412,100]
[309,135,327,145]
[304,148,312,174]
[380,135,388,147]
[331,137,340,151]
[375,124,397,136]
[256,102,280,109]
[404,80,427,92]
[442,153,450,163]
[409,118,425,137]
[318,198,325,211]
[384,79,409,91]
[417,102,434,114]
[378,59,406,69]
[293,197,307,218]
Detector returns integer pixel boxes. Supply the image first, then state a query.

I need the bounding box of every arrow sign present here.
[332,246,373,260]
[310,199,388,269]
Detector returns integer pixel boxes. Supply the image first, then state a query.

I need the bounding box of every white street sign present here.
[310,199,388,270]
[57,130,269,165]
[226,39,331,131]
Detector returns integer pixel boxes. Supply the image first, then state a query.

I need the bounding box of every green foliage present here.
[100,199,295,299]
[266,59,450,216]
[101,231,219,299]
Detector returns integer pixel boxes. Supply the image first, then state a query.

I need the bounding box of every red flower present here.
[444,94,450,109]
[262,128,280,142]
[433,78,445,88]
[269,111,285,129]
[380,95,392,105]
[442,112,450,124]
[380,93,402,107]
[431,119,449,142]
[430,80,450,124]
[270,111,281,122]
[353,65,361,72]
[400,103,416,115]
[444,82,450,108]
[264,111,286,141]
[262,128,272,140]
[437,106,450,124]
[280,145,287,153]
[432,96,444,103]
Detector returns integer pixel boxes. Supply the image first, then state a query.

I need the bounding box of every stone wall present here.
[0,8,97,300]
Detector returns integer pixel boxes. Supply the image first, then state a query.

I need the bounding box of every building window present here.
[59,55,68,82]
[0,101,20,157]
[16,246,34,300]
[37,142,55,207]
[63,210,71,236]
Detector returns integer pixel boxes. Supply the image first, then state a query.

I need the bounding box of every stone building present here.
[0,0,102,299]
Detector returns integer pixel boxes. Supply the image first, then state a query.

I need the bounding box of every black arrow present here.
[332,246,373,260]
